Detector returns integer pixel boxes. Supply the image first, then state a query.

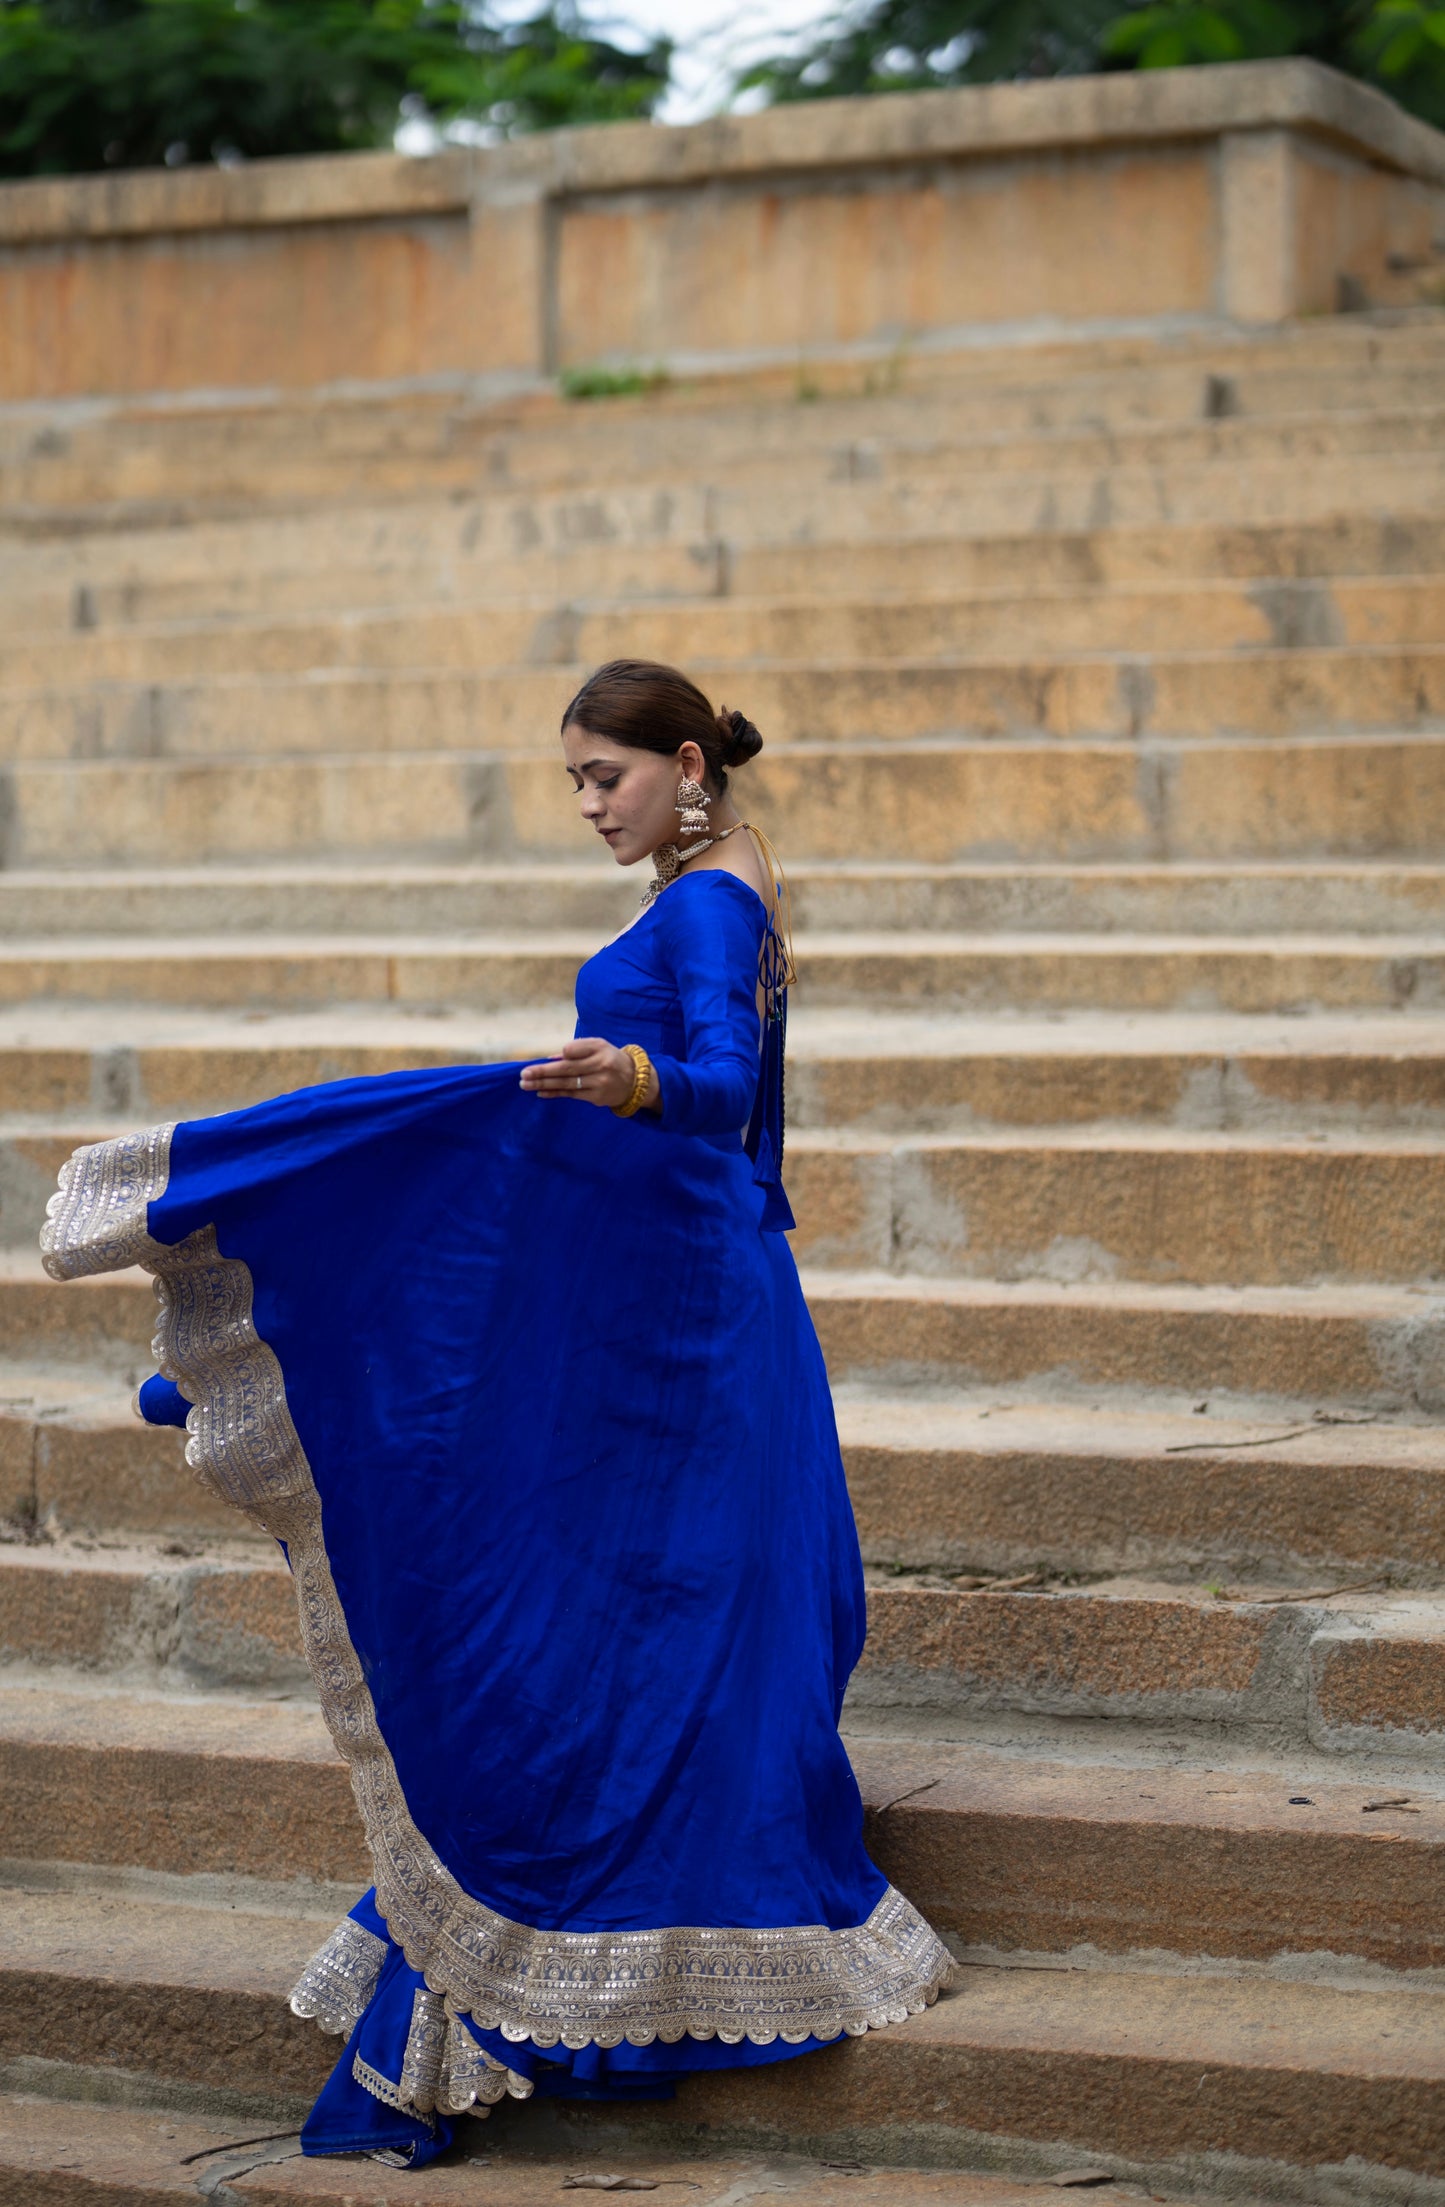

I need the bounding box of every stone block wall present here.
[0,58,1442,406]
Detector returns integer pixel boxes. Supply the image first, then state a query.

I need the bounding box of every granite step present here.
[8,1275,1445,1557]
[4,1876,1443,2192]
[0,1006,1442,1129]
[3,1531,1444,1749]
[1,1803,1444,2200]
[10,358,1445,507]
[7,1249,1441,1405]
[11,513,1445,643]
[9,644,1445,764]
[9,734,1445,867]
[787,1127,1445,1287]
[812,1273,1445,1417]
[855,1577,1445,1747]
[7,407,1445,537]
[7,1115,1445,1284]
[0,1539,302,1691]
[835,1392,1445,1583]
[7,442,1445,576]
[1,1704,1443,1969]
[6,859,1445,942]
[9,574,1445,690]
[0,2095,1164,2207]
[6,936,1445,1020]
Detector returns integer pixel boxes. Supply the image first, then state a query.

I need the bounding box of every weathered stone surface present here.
[0,2091,1197,2207]
[3,1886,1444,2178]
[815,1272,1445,1412]
[1311,1614,1445,1748]
[3,63,1443,404]
[4,1696,1444,1974]
[837,1391,1445,1574]
[0,1694,363,1885]
[785,1130,1445,1285]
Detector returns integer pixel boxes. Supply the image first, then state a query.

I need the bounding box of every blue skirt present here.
[42,1061,952,2165]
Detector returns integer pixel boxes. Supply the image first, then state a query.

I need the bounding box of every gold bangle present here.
[612,1043,653,1119]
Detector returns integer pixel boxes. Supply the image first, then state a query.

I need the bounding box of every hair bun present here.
[717,706,763,770]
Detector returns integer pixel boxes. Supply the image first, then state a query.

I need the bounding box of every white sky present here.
[612,1,842,122]
[395,2,841,151]
[504,0,843,123]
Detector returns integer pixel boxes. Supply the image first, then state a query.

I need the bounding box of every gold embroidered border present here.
[42,1127,955,2050]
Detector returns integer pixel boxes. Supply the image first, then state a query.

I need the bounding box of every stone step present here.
[3,1527,1442,1750]
[10,511,1445,645]
[10,1109,1445,1281]
[0,2097,1155,2207]
[22,1259,1429,1430]
[839,1392,1445,1583]
[538,408,1445,502]
[7,575,1445,692]
[9,341,1443,503]
[6,1118,1445,1281]
[2,1698,1443,1973]
[813,1273,1445,1419]
[3,1877,1443,2192]
[0,1539,300,1692]
[6,1326,1444,1581]
[8,734,1445,867]
[3,1007,1445,1129]
[6,1273,1442,1557]
[1,857,1444,940]
[0,1390,231,1542]
[9,645,1445,767]
[789,1128,1445,1287]
[786,1010,1445,1124]
[6,936,1445,1022]
[7,389,1444,520]
[856,1576,1445,1747]
[7,444,1445,591]
[7,310,1439,465]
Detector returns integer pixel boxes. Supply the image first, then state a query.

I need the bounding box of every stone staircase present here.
[1,313,1445,2206]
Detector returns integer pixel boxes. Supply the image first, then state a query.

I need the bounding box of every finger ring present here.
[576,1076,582,1090]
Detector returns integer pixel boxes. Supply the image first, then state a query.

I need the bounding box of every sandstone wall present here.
[0,58,1443,405]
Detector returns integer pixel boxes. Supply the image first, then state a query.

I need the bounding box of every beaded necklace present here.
[640,820,748,908]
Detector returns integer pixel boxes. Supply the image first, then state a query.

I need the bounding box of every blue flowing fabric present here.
[102,869,946,2161]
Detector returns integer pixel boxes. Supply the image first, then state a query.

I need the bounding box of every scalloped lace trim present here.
[43,1124,956,2050]
[350,1991,533,2120]
[289,1916,388,2040]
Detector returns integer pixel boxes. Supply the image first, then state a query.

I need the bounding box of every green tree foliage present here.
[739,0,1445,130]
[0,0,670,178]
[737,0,1120,98]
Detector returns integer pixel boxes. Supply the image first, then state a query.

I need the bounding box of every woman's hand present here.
[519,1036,658,1112]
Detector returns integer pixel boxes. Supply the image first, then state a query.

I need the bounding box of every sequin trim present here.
[288,1917,388,2040]
[345,1988,533,2120]
[42,1125,956,2049]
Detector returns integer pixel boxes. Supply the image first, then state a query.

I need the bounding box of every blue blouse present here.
[576,868,793,1227]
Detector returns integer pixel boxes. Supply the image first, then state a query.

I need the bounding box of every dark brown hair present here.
[560,659,762,792]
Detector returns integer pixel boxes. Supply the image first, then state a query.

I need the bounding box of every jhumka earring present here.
[675,776,711,836]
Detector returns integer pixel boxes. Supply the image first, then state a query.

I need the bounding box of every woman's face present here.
[562,725,703,868]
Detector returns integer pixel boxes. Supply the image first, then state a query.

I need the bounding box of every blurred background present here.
[1,0,1443,178]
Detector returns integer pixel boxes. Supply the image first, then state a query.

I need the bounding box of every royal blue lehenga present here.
[42,868,951,2167]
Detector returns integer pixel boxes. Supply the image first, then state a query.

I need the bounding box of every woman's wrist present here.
[612,1044,659,1118]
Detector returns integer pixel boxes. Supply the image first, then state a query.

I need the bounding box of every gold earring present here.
[676,775,711,836]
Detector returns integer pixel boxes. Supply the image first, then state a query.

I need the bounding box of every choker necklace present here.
[642,822,746,907]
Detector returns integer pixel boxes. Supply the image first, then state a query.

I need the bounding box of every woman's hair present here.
[560,659,762,791]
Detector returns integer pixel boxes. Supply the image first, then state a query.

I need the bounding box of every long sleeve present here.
[647,875,765,1138]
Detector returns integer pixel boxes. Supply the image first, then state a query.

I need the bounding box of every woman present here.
[41,659,952,2169]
